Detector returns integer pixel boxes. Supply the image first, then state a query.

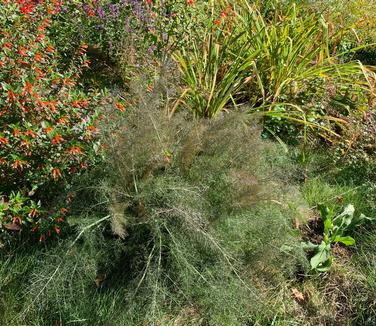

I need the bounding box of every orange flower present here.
[33,94,47,108]
[47,101,57,112]
[46,45,54,53]
[24,129,36,137]
[87,125,97,132]
[35,68,45,80]
[72,100,80,108]
[52,134,63,144]
[23,81,33,94]
[146,84,154,93]
[63,77,75,87]
[34,52,42,62]
[38,16,51,27]
[44,126,53,134]
[52,167,62,180]
[78,43,88,55]
[13,216,22,225]
[35,34,45,42]
[56,217,65,223]
[20,140,30,149]
[12,129,21,137]
[0,137,9,145]
[7,89,17,103]
[47,5,55,14]
[214,18,222,25]
[69,146,83,156]
[82,59,90,67]
[115,102,125,112]
[2,42,12,49]
[57,116,69,125]
[29,208,37,218]
[80,99,89,108]
[13,159,24,171]
[18,46,28,56]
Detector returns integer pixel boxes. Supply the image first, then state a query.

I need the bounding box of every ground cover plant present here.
[303,203,372,271]
[0,0,375,325]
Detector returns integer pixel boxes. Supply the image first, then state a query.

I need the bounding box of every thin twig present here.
[68,215,111,251]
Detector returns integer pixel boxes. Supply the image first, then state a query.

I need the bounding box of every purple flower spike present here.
[97,6,106,19]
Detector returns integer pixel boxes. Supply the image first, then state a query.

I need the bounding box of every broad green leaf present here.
[333,236,355,246]
[310,243,331,269]
[316,256,333,272]
[323,218,332,234]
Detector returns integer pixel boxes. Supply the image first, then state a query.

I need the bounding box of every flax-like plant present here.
[172,12,259,118]
[236,2,375,137]
[174,1,375,139]
[238,2,372,104]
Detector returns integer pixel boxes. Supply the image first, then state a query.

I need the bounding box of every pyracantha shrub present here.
[0,0,104,241]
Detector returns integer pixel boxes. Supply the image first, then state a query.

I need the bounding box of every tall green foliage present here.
[173,1,374,140]
[173,22,258,118]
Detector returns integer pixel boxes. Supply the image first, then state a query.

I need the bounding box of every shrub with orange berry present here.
[0,1,104,241]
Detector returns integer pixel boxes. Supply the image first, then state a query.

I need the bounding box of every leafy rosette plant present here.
[0,1,103,241]
[303,204,373,272]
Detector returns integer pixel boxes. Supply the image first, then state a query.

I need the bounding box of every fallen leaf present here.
[95,274,107,288]
[291,288,304,303]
